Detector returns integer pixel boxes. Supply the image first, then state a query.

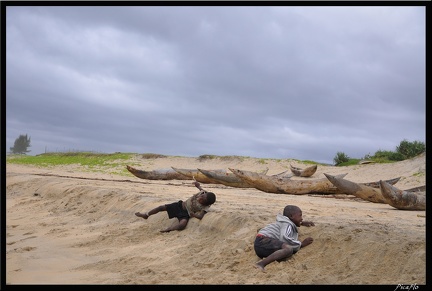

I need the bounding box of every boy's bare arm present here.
[301,237,313,248]
[193,181,204,191]
[301,221,315,227]
[190,210,206,220]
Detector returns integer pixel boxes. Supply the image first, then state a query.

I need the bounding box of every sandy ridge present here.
[5,153,426,284]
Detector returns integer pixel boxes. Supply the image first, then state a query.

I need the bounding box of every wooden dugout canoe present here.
[324,173,387,203]
[361,177,401,188]
[290,164,317,177]
[404,185,426,192]
[126,165,191,180]
[379,180,426,210]
[197,168,289,188]
[171,167,227,184]
[229,168,348,194]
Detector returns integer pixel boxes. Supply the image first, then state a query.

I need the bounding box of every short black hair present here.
[283,205,301,217]
[203,192,216,206]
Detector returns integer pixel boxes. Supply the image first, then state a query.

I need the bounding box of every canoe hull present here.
[379,180,426,210]
[126,165,190,180]
[171,167,226,184]
[198,168,255,188]
[324,173,386,203]
[290,164,317,177]
[197,168,283,188]
[229,168,347,194]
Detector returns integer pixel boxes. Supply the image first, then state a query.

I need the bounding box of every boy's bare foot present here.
[253,263,266,272]
[160,229,171,233]
[135,212,149,219]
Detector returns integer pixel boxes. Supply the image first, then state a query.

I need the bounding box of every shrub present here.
[10,134,31,154]
[396,139,425,159]
[141,153,166,159]
[333,152,349,165]
[372,150,404,162]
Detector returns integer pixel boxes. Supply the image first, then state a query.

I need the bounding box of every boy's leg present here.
[135,205,167,219]
[254,247,293,272]
[253,240,293,272]
[160,218,188,233]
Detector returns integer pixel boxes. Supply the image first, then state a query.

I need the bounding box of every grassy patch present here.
[198,154,218,161]
[301,160,318,165]
[6,152,135,168]
[336,158,397,166]
[412,172,425,177]
[290,159,327,166]
[198,155,247,162]
[337,159,362,166]
[141,153,167,159]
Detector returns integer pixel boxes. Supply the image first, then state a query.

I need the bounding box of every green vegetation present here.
[333,152,350,165]
[198,154,218,161]
[141,153,167,159]
[334,158,362,166]
[6,138,424,169]
[7,152,135,168]
[301,160,319,165]
[9,134,32,154]
[333,139,425,166]
[221,155,246,161]
[290,159,324,166]
[198,154,246,162]
[412,171,425,177]
[396,140,425,159]
[368,150,404,163]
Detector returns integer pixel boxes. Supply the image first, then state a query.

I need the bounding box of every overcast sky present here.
[5,5,426,164]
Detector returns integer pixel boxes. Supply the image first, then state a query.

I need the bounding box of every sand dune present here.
[6,153,426,284]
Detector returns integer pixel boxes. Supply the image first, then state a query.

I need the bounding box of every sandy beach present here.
[5,153,427,285]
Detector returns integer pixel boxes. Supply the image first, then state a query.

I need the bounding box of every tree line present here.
[333,139,426,165]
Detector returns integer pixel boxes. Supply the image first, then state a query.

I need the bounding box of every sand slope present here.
[6,154,426,284]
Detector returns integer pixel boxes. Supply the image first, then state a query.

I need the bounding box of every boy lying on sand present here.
[253,205,314,272]
[135,181,216,232]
